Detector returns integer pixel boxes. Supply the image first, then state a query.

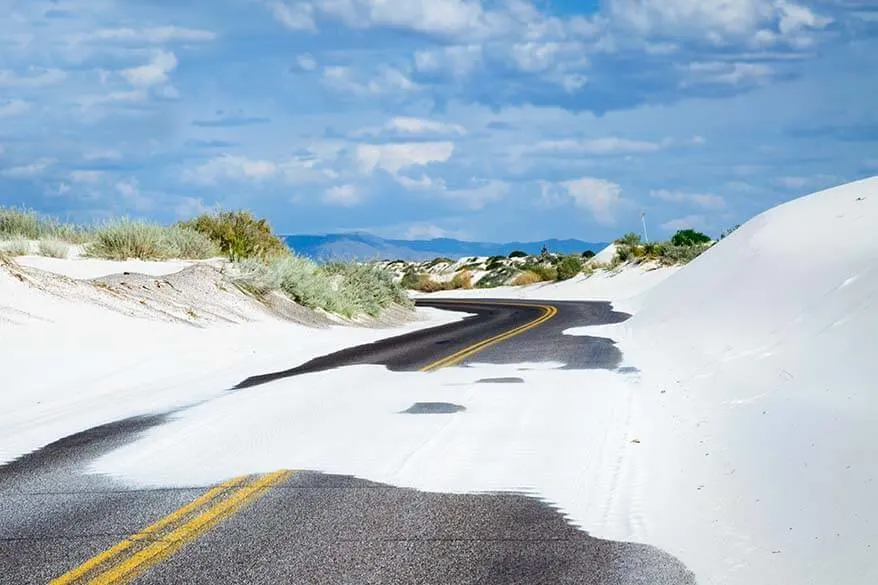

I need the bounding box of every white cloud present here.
[323,184,364,206]
[443,180,510,210]
[683,61,774,86]
[175,197,212,218]
[650,189,726,209]
[296,53,318,71]
[403,223,454,239]
[183,155,279,184]
[534,137,663,155]
[355,117,466,138]
[312,0,487,36]
[414,45,483,77]
[267,1,316,31]
[0,68,67,88]
[115,178,153,211]
[323,66,417,95]
[356,142,455,175]
[560,177,624,224]
[1,158,53,178]
[661,214,706,231]
[0,99,30,118]
[78,90,148,108]
[122,51,177,87]
[70,170,104,183]
[76,27,217,44]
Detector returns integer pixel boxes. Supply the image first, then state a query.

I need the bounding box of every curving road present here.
[0,299,696,585]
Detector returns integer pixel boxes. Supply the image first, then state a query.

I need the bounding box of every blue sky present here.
[1,0,876,242]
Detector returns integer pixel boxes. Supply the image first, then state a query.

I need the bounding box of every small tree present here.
[615,232,642,246]
[508,250,528,258]
[670,229,710,247]
[556,255,583,280]
[582,250,596,259]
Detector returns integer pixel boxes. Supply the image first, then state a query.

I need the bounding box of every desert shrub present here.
[524,263,558,282]
[1,238,32,256]
[670,229,710,247]
[450,270,473,290]
[87,221,217,260]
[642,242,664,256]
[660,244,709,265]
[508,250,528,258]
[179,210,289,260]
[615,232,642,246]
[582,250,596,259]
[414,275,449,293]
[427,257,454,268]
[400,269,421,290]
[556,255,583,280]
[614,246,634,263]
[460,262,482,271]
[486,255,506,269]
[323,262,412,315]
[476,265,517,288]
[0,207,91,243]
[38,240,69,258]
[512,270,543,286]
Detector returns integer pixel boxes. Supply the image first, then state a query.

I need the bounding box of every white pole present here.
[641,211,649,243]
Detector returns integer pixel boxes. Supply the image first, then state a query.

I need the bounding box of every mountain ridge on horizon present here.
[283,232,608,261]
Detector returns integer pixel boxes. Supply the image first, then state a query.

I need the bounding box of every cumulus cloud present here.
[296,53,318,71]
[560,178,624,224]
[414,45,483,77]
[0,99,30,118]
[322,66,418,95]
[323,184,364,206]
[266,1,316,31]
[650,189,726,209]
[356,142,455,175]
[122,51,178,87]
[183,155,279,184]
[682,61,774,86]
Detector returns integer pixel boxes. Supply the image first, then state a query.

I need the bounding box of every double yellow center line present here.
[51,470,291,585]
[420,301,558,372]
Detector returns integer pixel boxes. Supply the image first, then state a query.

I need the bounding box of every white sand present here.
[3,177,876,584]
[15,254,195,279]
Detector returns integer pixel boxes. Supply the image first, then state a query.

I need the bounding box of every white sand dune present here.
[3,177,876,584]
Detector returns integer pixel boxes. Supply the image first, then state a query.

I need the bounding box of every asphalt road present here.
[0,299,696,584]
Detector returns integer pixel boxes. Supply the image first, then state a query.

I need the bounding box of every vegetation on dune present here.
[178,210,289,260]
[508,250,528,258]
[555,255,584,280]
[582,250,596,259]
[0,207,91,243]
[86,220,219,260]
[511,270,544,286]
[0,238,32,256]
[612,228,713,266]
[232,255,411,317]
[38,240,70,259]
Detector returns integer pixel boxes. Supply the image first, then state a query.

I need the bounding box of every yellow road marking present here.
[50,471,291,585]
[420,301,557,372]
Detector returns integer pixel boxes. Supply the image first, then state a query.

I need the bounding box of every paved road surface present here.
[0,299,696,584]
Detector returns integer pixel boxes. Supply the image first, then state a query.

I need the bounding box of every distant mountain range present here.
[283,233,608,261]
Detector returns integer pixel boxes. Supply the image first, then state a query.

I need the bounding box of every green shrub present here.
[556,255,583,280]
[512,270,543,286]
[508,250,528,258]
[642,242,664,256]
[582,250,596,259]
[87,220,217,260]
[614,246,634,263]
[450,270,473,290]
[671,229,710,247]
[179,210,289,260]
[0,207,91,243]
[1,238,32,256]
[660,244,709,265]
[524,263,558,281]
[426,257,454,268]
[400,269,421,290]
[476,265,517,288]
[38,240,70,258]
[615,232,642,246]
